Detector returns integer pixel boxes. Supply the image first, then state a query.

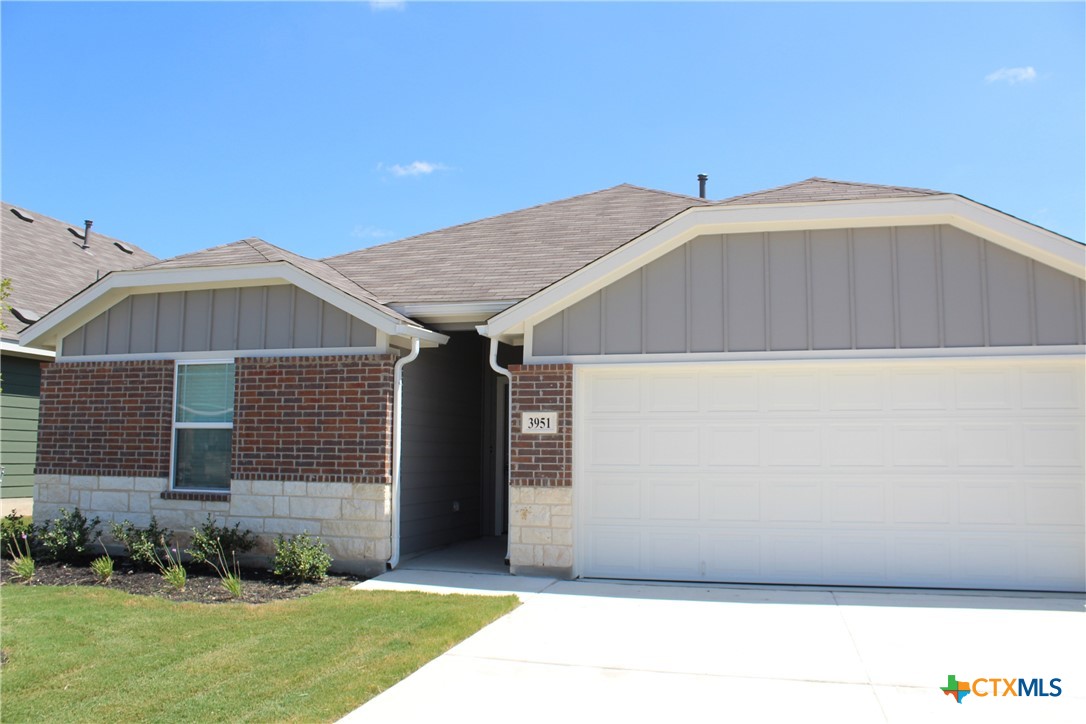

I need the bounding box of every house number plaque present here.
[521,412,558,434]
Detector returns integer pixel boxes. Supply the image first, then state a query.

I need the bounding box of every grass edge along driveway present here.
[1,585,519,722]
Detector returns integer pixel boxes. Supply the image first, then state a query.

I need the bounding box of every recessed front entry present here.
[576,358,1086,591]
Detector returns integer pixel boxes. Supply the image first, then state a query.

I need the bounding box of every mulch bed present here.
[0,558,364,605]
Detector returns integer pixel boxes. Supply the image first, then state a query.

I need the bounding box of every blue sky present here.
[2,1,1083,261]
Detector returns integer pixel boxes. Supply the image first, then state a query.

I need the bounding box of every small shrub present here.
[204,538,243,599]
[186,515,256,567]
[273,533,332,583]
[90,555,114,583]
[109,517,169,568]
[6,532,35,582]
[1,511,33,558]
[35,508,101,563]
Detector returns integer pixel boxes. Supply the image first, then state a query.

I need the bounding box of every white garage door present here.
[577,358,1085,591]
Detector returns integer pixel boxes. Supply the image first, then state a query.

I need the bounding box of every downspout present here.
[388,337,421,570]
[485,335,513,564]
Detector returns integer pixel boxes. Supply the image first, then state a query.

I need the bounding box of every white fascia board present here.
[0,340,56,360]
[485,195,1085,338]
[20,262,445,350]
[393,300,519,326]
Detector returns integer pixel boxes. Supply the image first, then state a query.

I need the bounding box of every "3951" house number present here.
[521,412,558,434]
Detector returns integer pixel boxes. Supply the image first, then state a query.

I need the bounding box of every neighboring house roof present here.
[715,177,944,205]
[0,202,157,342]
[140,237,415,325]
[325,184,711,304]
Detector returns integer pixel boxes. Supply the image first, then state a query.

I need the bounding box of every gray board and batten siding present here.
[530,225,1086,357]
[61,285,379,357]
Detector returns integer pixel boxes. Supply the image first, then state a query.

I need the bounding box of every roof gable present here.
[483,193,1085,344]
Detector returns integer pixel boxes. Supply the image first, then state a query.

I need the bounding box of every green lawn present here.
[0,586,518,722]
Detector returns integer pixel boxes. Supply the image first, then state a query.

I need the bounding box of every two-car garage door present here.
[577,358,1085,591]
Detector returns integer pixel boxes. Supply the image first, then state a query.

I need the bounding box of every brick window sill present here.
[160,490,230,503]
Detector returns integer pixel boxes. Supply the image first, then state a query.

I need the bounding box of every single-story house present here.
[19,178,1086,591]
[0,202,157,516]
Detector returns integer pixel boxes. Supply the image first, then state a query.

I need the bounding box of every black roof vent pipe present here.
[697,173,708,199]
[83,219,93,248]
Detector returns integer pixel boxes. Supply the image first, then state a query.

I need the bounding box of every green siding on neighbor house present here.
[1,355,42,501]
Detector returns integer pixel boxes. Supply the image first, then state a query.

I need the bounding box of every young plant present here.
[186,515,256,567]
[205,539,243,599]
[273,532,332,583]
[6,531,35,582]
[90,554,114,583]
[35,508,101,563]
[153,538,187,591]
[1,510,33,559]
[109,517,169,568]
[89,538,114,583]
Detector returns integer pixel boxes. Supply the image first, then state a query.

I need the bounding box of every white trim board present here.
[525,345,1086,366]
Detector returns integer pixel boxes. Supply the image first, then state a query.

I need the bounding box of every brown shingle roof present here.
[715,177,943,206]
[324,184,710,304]
[0,202,158,341]
[142,237,415,325]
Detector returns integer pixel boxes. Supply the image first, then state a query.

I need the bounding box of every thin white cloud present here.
[351,225,392,240]
[985,66,1037,85]
[380,160,449,177]
[370,1,405,12]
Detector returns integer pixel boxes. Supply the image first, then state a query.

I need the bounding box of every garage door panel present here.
[764,483,822,522]
[958,482,1017,525]
[764,535,824,581]
[826,535,889,583]
[766,373,821,411]
[1022,423,1083,467]
[647,374,699,412]
[766,426,822,466]
[1025,483,1085,526]
[956,424,1015,466]
[585,528,642,577]
[578,359,1085,591]
[704,426,761,466]
[586,375,641,413]
[892,425,950,466]
[827,425,886,466]
[588,476,641,520]
[704,534,761,578]
[646,426,699,466]
[648,479,700,521]
[704,373,759,411]
[704,481,760,521]
[955,368,1015,410]
[647,532,701,579]
[892,482,953,524]
[587,425,642,467]
[826,371,884,410]
[890,370,948,410]
[1021,368,1082,409]
[829,482,886,523]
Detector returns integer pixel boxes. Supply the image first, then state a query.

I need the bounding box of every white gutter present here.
[483,332,513,564]
[388,337,421,570]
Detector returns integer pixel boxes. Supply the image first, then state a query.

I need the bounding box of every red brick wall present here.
[233,355,395,483]
[36,360,173,476]
[509,364,573,487]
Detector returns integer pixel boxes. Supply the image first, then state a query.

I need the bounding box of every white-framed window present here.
[171,360,235,491]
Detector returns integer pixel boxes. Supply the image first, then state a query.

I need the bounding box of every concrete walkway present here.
[344,571,1085,723]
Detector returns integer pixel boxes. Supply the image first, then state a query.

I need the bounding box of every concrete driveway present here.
[343,571,1085,723]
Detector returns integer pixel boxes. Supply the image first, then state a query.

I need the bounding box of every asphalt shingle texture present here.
[0,202,158,342]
